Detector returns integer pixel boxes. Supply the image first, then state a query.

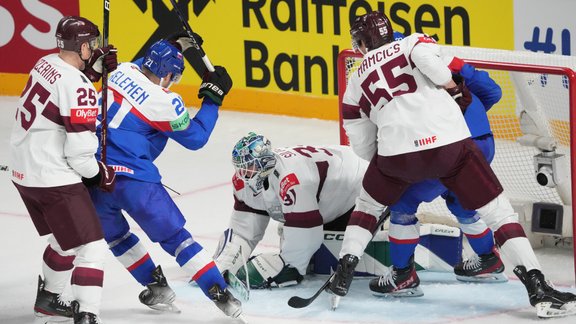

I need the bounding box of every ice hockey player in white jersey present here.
[9,16,117,324]
[328,11,576,318]
[213,132,368,288]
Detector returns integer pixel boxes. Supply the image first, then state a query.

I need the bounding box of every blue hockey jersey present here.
[96,60,219,182]
[460,63,502,138]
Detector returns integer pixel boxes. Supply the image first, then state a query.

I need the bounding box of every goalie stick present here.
[287,207,391,309]
[168,0,215,72]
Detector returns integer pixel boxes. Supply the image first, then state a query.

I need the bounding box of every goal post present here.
[337,47,576,282]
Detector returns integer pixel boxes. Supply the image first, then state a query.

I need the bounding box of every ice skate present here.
[327,254,359,297]
[454,247,507,283]
[138,265,180,313]
[369,257,423,298]
[34,276,73,319]
[514,266,576,318]
[71,301,101,324]
[208,284,247,323]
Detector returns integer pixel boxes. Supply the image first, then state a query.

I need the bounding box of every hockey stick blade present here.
[287,273,333,308]
[287,207,391,309]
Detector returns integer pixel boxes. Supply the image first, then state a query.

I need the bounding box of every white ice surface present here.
[0,96,574,323]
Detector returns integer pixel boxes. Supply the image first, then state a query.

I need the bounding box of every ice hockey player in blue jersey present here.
[370,55,506,298]
[88,37,243,319]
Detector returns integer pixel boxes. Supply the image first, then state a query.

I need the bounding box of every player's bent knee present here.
[476,194,518,230]
[159,228,193,256]
[74,239,108,267]
[390,211,417,225]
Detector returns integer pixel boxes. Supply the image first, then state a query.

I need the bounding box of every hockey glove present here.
[166,31,203,52]
[83,45,118,82]
[446,82,472,113]
[236,253,303,289]
[82,161,116,192]
[198,66,233,105]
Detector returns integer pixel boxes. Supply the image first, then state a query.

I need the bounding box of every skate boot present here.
[369,257,423,297]
[514,266,576,318]
[328,254,359,297]
[138,265,179,313]
[208,284,244,320]
[454,247,507,283]
[71,301,101,324]
[327,254,359,310]
[34,276,73,318]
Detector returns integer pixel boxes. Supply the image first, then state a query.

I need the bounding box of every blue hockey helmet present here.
[232,132,277,194]
[143,40,185,85]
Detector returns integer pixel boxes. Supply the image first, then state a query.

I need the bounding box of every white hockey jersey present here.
[342,33,471,159]
[10,54,100,187]
[228,145,368,275]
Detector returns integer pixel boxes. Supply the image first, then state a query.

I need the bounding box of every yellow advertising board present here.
[1,0,514,119]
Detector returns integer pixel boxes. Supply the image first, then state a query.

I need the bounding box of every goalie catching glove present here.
[198,66,233,105]
[83,45,118,82]
[236,253,303,289]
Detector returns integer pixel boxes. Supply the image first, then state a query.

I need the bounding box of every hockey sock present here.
[458,217,494,256]
[42,241,75,294]
[389,214,419,269]
[109,232,156,286]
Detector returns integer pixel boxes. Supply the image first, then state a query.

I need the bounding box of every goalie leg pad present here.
[237,253,303,289]
[213,229,253,275]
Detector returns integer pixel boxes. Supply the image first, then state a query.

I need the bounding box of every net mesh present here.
[338,47,575,222]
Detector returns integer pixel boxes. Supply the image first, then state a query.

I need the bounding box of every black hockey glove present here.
[166,31,203,52]
[198,66,233,105]
[82,161,116,192]
[83,45,118,82]
[446,82,472,113]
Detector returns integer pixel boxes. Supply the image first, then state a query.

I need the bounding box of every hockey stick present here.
[100,0,110,163]
[168,0,215,72]
[287,207,391,309]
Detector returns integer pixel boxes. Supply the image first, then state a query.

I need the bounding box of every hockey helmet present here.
[232,132,277,193]
[143,40,185,85]
[55,16,100,52]
[350,11,394,52]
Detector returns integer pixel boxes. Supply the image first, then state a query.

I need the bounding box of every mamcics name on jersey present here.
[357,43,401,75]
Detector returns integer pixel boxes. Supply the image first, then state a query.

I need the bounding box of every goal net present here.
[337,46,576,279]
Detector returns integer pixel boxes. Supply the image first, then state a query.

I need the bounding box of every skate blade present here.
[35,313,72,324]
[237,314,249,324]
[536,301,576,318]
[146,302,182,313]
[456,272,508,283]
[372,287,424,298]
[38,317,72,324]
[330,295,341,310]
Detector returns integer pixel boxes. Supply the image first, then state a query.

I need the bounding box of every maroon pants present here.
[14,182,104,250]
[363,138,503,210]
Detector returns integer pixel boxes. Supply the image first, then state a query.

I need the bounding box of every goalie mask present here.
[143,40,185,88]
[350,11,394,52]
[232,132,277,194]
